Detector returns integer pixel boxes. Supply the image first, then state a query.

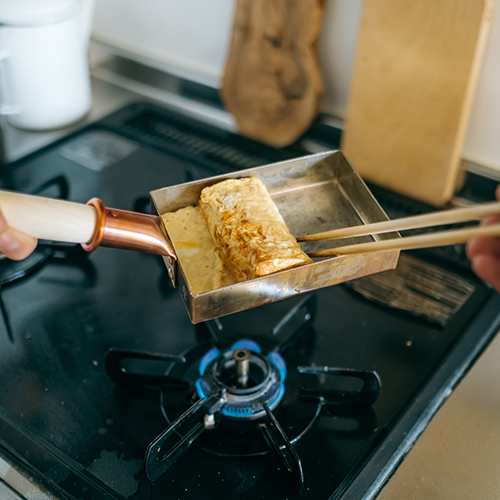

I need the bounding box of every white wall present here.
[463,1,500,170]
[92,0,500,169]
[92,0,234,86]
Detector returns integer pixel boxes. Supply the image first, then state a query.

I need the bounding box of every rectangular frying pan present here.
[0,151,400,323]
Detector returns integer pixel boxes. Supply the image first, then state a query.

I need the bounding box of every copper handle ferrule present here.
[81,198,176,259]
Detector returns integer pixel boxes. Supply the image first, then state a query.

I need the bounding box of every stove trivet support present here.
[259,403,305,494]
[145,391,226,482]
[202,294,317,351]
[106,348,190,390]
[0,289,13,342]
[298,366,381,407]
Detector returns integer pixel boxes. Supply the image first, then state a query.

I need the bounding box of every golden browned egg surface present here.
[199,177,311,281]
[161,206,235,294]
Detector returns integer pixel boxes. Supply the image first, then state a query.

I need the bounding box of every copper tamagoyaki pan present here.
[0,151,399,323]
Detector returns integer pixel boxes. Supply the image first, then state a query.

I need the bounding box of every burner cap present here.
[195,340,286,419]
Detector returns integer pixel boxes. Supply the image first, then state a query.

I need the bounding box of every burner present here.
[106,295,382,492]
[154,339,323,461]
[195,340,286,419]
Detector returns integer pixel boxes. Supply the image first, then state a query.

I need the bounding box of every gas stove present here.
[106,294,381,493]
[0,102,499,500]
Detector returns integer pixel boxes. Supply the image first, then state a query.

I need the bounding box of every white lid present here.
[0,0,79,27]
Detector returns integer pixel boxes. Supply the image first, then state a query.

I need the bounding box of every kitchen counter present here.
[2,78,136,163]
[2,75,500,500]
[379,327,500,500]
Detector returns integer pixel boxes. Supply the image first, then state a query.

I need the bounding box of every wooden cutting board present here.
[221,0,324,147]
[342,0,493,206]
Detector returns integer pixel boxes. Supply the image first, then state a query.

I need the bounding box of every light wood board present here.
[342,0,493,206]
[221,0,324,147]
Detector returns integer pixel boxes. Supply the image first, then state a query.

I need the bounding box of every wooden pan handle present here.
[0,190,176,259]
[0,190,96,243]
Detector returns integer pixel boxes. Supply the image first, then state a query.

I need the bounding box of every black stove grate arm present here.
[272,295,317,337]
[0,289,13,343]
[106,348,190,390]
[298,366,381,407]
[259,402,305,494]
[32,174,70,200]
[273,295,317,355]
[145,391,223,482]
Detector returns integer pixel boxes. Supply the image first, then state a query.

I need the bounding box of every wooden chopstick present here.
[309,223,500,257]
[298,201,500,242]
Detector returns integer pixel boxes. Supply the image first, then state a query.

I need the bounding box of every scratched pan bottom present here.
[271,175,373,255]
[150,151,401,323]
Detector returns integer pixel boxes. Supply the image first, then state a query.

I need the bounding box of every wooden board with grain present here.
[221,0,324,147]
[342,0,493,206]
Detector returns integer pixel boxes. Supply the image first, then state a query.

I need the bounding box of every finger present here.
[471,255,500,292]
[466,235,500,259]
[0,227,37,261]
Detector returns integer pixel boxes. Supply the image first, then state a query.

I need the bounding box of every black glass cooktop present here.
[0,102,499,500]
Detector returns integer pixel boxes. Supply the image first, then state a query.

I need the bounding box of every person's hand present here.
[0,210,37,260]
[466,186,500,291]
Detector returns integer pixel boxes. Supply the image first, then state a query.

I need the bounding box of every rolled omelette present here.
[161,206,235,294]
[199,177,312,281]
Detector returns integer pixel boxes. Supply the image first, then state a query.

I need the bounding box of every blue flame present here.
[198,347,220,376]
[230,339,262,354]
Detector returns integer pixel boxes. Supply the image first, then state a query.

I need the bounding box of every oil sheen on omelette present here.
[161,206,235,294]
[161,177,310,293]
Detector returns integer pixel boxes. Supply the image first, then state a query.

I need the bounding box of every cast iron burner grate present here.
[195,340,287,419]
[106,295,381,494]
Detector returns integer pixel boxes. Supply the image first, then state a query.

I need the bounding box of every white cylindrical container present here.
[0,0,92,130]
